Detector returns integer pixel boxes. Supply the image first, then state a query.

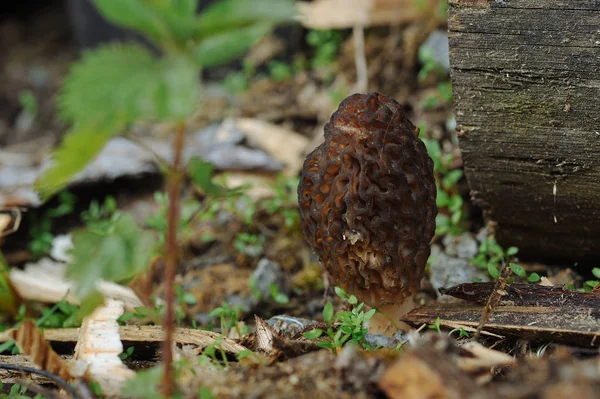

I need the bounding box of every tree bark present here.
[448,0,600,265]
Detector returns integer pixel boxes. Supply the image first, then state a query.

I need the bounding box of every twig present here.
[352,25,368,93]
[161,121,186,397]
[0,363,81,399]
[473,264,511,341]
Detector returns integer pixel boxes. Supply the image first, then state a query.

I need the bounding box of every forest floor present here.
[0,2,599,399]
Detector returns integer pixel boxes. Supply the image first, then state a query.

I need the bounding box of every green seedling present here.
[421,129,465,236]
[303,287,376,352]
[306,29,344,71]
[28,191,76,259]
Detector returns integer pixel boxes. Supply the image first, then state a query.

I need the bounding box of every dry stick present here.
[161,121,186,397]
[473,263,511,341]
[353,25,368,93]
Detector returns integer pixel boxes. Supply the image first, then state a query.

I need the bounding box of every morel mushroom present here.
[298,92,437,333]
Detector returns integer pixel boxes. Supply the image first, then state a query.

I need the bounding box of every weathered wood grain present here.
[448,0,600,264]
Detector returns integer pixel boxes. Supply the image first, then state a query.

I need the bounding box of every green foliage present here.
[421,81,453,110]
[428,317,442,333]
[306,29,344,69]
[0,382,44,399]
[67,213,156,316]
[119,345,135,360]
[261,175,300,229]
[18,90,38,118]
[36,300,82,328]
[121,365,164,399]
[194,23,272,67]
[194,0,296,37]
[0,252,18,318]
[418,43,447,82]
[188,157,228,196]
[269,284,290,305]
[35,0,295,199]
[28,191,76,258]
[209,302,248,336]
[470,235,539,282]
[198,334,229,368]
[233,232,265,256]
[449,327,470,338]
[198,386,215,399]
[581,267,600,292]
[267,60,294,82]
[421,131,465,236]
[303,287,376,351]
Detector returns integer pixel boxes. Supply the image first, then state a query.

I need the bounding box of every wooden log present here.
[448,0,600,264]
[403,282,600,347]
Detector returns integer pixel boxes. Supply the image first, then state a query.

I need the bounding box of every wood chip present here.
[70,299,135,396]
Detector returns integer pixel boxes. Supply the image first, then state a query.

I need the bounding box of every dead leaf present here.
[9,320,72,382]
[298,0,444,29]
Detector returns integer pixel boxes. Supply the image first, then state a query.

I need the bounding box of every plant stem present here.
[161,121,186,397]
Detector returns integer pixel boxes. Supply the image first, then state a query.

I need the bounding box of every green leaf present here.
[193,23,272,68]
[187,157,227,196]
[78,290,105,319]
[509,263,526,278]
[35,125,120,200]
[171,0,199,16]
[506,246,519,256]
[91,0,171,44]
[527,272,541,283]
[436,189,450,207]
[442,169,463,188]
[334,286,348,299]
[592,267,600,279]
[67,214,156,302]
[121,365,164,399]
[364,309,377,322]
[303,329,323,340]
[323,302,334,324]
[194,0,296,37]
[59,44,199,126]
[487,263,500,279]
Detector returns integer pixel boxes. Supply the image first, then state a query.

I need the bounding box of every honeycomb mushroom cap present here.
[298,92,437,308]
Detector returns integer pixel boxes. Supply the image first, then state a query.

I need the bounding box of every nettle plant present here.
[33,0,295,395]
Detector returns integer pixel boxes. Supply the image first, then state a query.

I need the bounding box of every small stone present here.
[429,244,489,299]
[250,258,287,300]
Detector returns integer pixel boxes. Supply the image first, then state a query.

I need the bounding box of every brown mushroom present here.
[298,92,437,333]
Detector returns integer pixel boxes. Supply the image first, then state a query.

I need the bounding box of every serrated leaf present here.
[35,125,120,200]
[67,214,156,300]
[59,44,199,126]
[91,0,171,43]
[194,0,295,37]
[193,23,273,67]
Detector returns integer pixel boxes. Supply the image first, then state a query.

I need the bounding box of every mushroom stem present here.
[367,295,417,336]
